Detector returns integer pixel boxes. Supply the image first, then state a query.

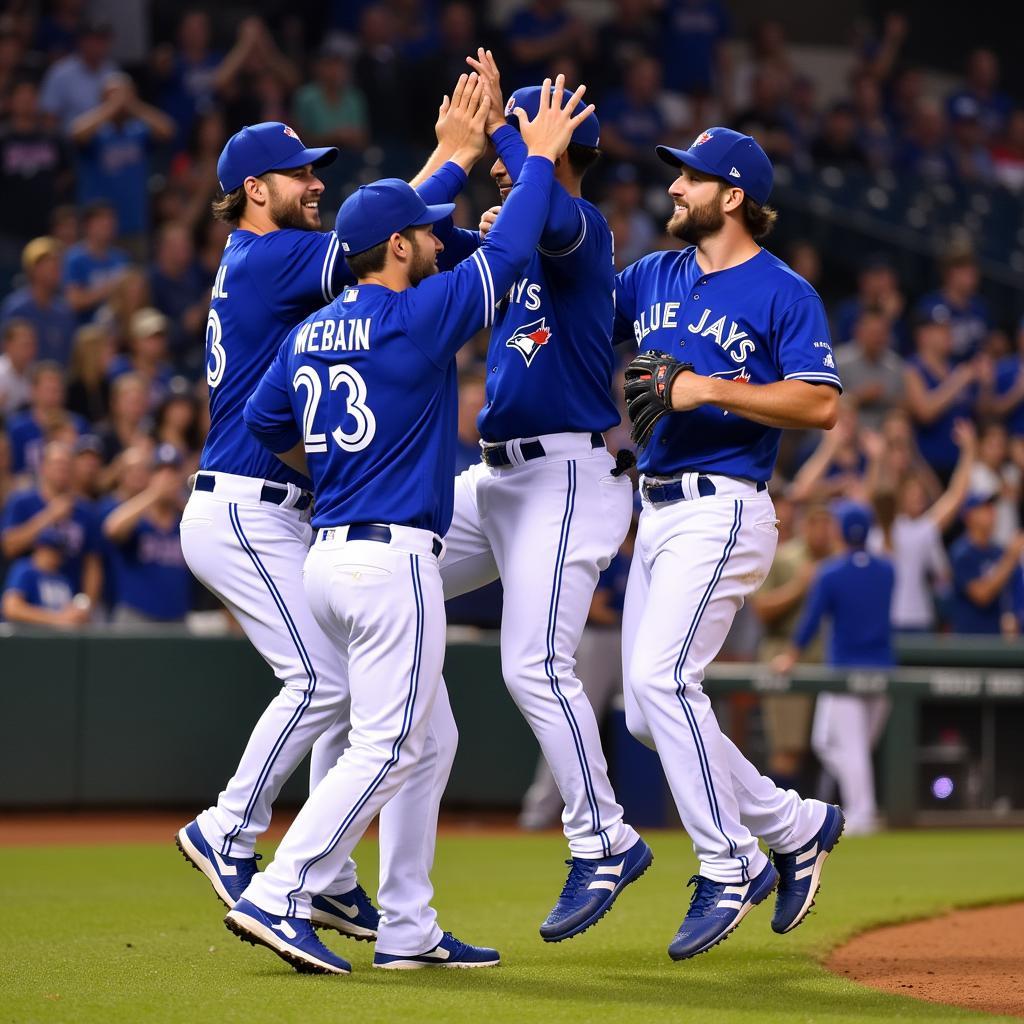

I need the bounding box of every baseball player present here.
[233,76,594,974]
[409,48,648,942]
[774,502,895,837]
[175,79,492,955]
[615,128,845,960]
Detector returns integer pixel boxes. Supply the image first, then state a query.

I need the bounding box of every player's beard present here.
[666,193,725,244]
[407,234,439,287]
[267,178,320,231]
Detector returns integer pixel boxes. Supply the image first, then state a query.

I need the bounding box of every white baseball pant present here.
[811,692,889,835]
[621,478,827,884]
[241,526,446,948]
[519,626,623,829]
[439,432,639,858]
[180,474,451,954]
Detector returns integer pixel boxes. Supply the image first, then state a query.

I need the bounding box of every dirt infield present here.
[827,902,1024,1018]
[0,808,526,846]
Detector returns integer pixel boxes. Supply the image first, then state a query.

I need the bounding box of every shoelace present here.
[558,858,597,899]
[769,848,794,883]
[685,874,721,916]
[439,931,465,956]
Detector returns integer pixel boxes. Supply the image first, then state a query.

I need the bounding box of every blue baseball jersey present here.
[2,557,73,612]
[199,164,470,489]
[448,126,620,442]
[613,247,842,480]
[948,537,1024,634]
[98,497,191,620]
[6,409,89,475]
[0,488,98,590]
[793,550,895,667]
[244,157,557,536]
[915,290,991,363]
[995,356,1024,437]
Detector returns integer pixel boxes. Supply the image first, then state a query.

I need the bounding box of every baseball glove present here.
[623,350,694,448]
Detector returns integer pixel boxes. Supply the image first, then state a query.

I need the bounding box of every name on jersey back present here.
[294,318,372,354]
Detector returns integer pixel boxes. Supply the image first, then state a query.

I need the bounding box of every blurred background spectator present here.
[0,0,1020,653]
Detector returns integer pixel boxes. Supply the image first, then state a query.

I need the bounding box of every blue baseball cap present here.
[656,127,774,205]
[962,491,997,515]
[503,85,600,148]
[334,178,454,257]
[217,122,338,194]
[833,501,873,547]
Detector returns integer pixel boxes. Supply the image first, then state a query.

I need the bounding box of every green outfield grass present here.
[1,829,1022,1024]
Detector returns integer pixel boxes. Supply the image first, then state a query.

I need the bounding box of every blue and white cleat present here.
[770,804,845,934]
[539,837,653,942]
[310,884,380,941]
[225,898,351,975]
[175,819,259,907]
[373,931,500,970]
[668,860,779,961]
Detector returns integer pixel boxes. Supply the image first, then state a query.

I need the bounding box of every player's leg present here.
[179,494,348,871]
[812,693,877,834]
[520,627,623,830]
[625,494,784,959]
[488,452,638,859]
[625,496,776,883]
[373,683,458,956]
[439,463,499,599]
[230,538,446,964]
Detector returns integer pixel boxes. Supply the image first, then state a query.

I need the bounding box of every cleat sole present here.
[224,911,349,975]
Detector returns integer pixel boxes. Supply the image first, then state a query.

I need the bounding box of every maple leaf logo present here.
[506,318,553,367]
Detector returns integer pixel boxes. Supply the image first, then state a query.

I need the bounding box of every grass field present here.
[2,829,1022,1024]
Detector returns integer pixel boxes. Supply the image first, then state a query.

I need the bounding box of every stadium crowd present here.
[1,0,1023,643]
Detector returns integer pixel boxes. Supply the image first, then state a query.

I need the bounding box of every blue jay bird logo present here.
[506,318,553,367]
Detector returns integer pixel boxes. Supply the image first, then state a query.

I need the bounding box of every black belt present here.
[193,472,312,511]
[320,523,443,558]
[480,431,604,468]
[642,475,766,504]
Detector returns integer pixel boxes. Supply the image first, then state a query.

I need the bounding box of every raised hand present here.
[434,71,491,168]
[478,205,500,239]
[512,75,594,164]
[465,47,507,134]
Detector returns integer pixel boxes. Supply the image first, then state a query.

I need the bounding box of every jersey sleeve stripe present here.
[537,208,587,257]
[784,371,843,387]
[471,249,495,328]
[324,235,340,300]
[321,235,339,302]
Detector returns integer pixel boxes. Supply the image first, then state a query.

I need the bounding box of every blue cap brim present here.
[412,202,456,227]
[268,145,338,174]
[655,144,722,180]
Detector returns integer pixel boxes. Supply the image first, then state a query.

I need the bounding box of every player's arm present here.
[673,295,841,429]
[406,77,593,365]
[772,569,831,672]
[243,336,308,476]
[611,261,642,348]
[410,72,490,185]
[468,48,584,252]
[673,376,839,430]
[412,74,489,268]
